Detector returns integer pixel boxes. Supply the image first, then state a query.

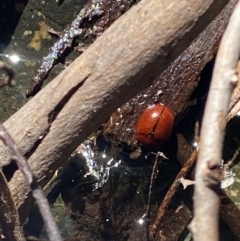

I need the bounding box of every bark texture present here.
[0,0,230,221]
[103,0,236,147]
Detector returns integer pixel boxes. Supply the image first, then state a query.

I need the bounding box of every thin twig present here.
[149,149,197,240]
[146,152,167,239]
[26,0,104,98]
[0,62,62,240]
[0,63,24,241]
[189,2,240,241]
[0,125,63,241]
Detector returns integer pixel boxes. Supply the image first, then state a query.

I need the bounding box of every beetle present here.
[136,104,174,148]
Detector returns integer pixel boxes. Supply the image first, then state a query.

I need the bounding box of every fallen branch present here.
[189,2,240,241]
[0,0,229,221]
[146,152,167,239]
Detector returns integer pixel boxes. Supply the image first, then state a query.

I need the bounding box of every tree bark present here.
[0,0,230,221]
[103,0,236,147]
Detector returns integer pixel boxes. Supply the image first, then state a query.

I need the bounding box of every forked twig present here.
[149,149,198,240]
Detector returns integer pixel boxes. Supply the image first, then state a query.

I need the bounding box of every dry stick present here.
[146,152,167,239]
[189,2,240,241]
[26,0,104,97]
[3,0,229,221]
[0,125,62,241]
[149,149,198,240]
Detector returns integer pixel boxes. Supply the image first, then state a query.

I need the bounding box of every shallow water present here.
[0,0,85,121]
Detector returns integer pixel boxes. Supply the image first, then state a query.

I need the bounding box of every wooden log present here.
[0,0,230,221]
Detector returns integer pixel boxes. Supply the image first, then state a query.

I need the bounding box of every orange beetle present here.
[136,104,174,147]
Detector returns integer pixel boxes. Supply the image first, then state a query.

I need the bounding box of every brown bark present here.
[103,0,236,147]
[0,0,229,221]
